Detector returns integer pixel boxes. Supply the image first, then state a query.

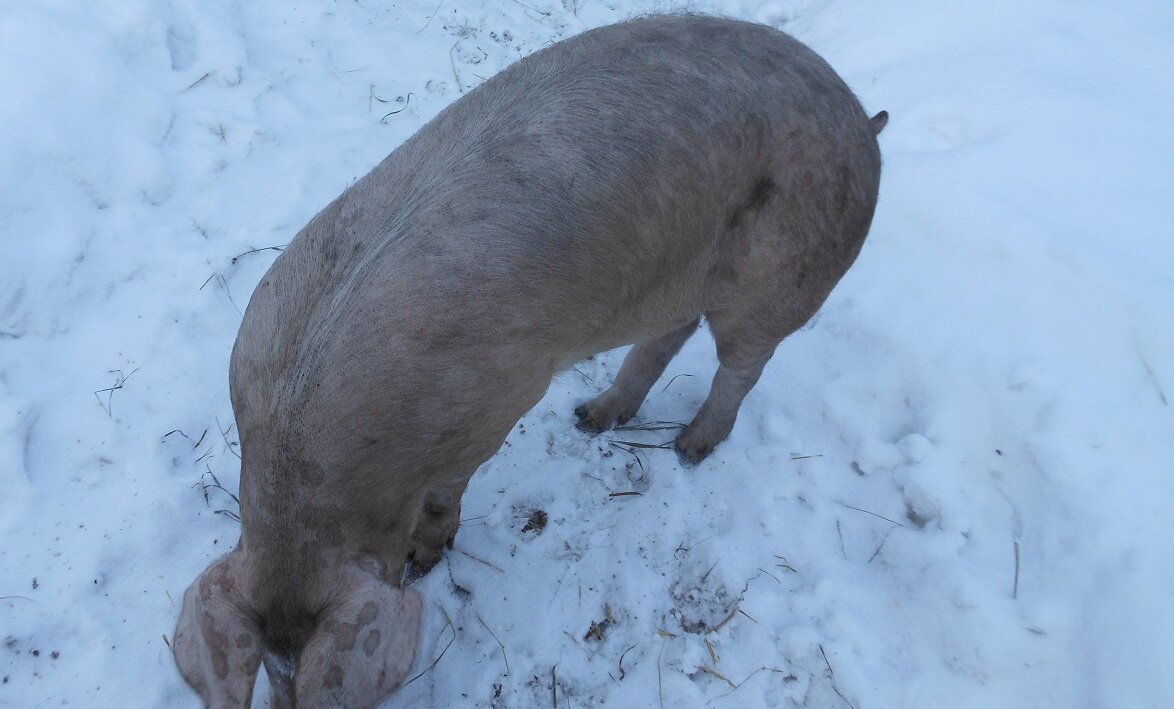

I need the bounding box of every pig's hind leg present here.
[574,318,700,433]
[674,309,795,464]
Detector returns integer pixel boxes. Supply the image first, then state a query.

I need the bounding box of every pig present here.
[173,13,887,708]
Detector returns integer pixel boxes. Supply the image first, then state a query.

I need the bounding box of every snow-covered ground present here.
[2,0,1172,706]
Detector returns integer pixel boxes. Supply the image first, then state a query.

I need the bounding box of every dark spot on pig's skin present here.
[423,499,448,519]
[285,455,326,487]
[727,176,775,228]
[211,649,229,679]
[358,601,380,625]
[749,175,775,207]
[324,664,345,689]
[319,516,344,546]
[325,619,359,652]
[835,164,854,212]
[363,629,382,657]
[236,633,253,648]
[324,601,379,652]
[200,610,231,679]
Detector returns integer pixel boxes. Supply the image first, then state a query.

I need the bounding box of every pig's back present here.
[344,14,876,353]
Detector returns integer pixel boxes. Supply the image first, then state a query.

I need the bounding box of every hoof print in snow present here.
[521,509,548,535]
[583,604,617,642]
[904,502,933,529]
[513,501,551,538]
[669,570,736,634]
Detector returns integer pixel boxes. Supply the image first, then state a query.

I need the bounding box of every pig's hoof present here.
[674,429,717,465]
[573,400,632,434]
[405,547,445,579]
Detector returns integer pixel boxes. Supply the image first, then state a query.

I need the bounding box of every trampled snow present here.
[1,0,1171,706]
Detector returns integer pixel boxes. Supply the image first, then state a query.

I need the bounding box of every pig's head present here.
[173,551,422,707]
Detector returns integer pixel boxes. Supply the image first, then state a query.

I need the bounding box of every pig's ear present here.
[296,566,422,707]
[173,552,264,707]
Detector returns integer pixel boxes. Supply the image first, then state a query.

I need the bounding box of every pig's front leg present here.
[407,481,467,577]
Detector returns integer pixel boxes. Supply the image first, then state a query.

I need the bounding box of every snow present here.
[1,0,1172,706]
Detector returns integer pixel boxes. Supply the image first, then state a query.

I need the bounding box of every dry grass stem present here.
[774,555,798,573]
[477,613,510,676]
[699,664,736,689]
[617,644,637,681]
[841,504,905,528]
[657,636,667,709]
[868,526,897,563]
[614,420,686,432]
[380,93,413,123]
[402,612,456,689]
[457,549,505,573]
[704,637,719,664]
[757,567,781,584]
[819,643,857,709]
[415,0,444,34]
[609,439,673,450]
[185,72,210,90]
[661,373,694,392]
[93,368,140,417]
[736,608,758,624]
[230,246,284,264]
[215,417,241,460]
[1013,540,1021,599]
[449,42,462,92]
[705,666,797,705]
[1138,349,1169,405]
